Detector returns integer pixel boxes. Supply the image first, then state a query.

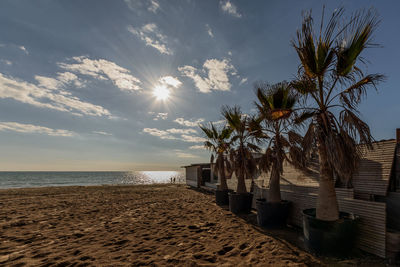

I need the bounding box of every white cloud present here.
[189,145,206,150]
[149,112,168,121]
[220,1,242,18]
[206,24,214,38]
[19,46,29,54]
[239,77,248,85]
[1,60,12,65]
[143,128,177,140]
[174,117,204,127]
[142,127,205,143]
[166,128,197,134]
[35,76,61,90]
[0,122,75,137]
[159,76,182,88]
[0,73,110,117]
[58,56,141,92]
[178,58,236,93]
[57,72,84,88]
[35,72,84,91]
[181,134,206,143]
[175,151,199,158]
[128,23,172,55]
[93,131,112,136]
[148,0,160,13]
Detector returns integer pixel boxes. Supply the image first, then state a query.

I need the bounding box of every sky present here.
[0,0,399,171]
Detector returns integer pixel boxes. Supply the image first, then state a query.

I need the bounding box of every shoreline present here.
[0,182,185,191]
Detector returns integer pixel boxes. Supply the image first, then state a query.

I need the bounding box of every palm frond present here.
[336,8,379,76]
[339,74,385,106]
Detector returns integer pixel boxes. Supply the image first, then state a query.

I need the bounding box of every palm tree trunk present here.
[316,141,339,221]
[268,162,281,203]
[219,156,228,190]
[236,153,247,194]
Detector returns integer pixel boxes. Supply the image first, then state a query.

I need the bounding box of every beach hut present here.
[182,163,217,188]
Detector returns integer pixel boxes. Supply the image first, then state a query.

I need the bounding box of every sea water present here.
[0,171,185,189]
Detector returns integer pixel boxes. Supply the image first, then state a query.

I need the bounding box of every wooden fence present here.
[253,185,387,258]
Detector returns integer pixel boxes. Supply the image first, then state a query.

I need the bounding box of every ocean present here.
[0,171,185,189]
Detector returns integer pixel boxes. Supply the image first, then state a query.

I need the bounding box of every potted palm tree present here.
[222,106,259,214]
[199,122,233,205]
[253,81,303,227]
[291,7,384,256]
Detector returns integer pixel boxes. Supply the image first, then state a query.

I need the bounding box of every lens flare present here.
[153,85,170,101]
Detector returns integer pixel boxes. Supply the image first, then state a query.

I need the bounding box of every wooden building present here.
[182,163,217,188]
[190,129,400,259]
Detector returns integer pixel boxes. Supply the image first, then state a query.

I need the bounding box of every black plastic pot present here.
[228,192,253,214]
[215,189,233,206]
[256,199,291,227]
[302,208,360,257]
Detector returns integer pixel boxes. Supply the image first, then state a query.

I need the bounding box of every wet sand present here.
[0,184,322,266]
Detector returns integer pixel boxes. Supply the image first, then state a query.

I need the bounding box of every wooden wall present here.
[387,192,400,231]
[253,185,387,258]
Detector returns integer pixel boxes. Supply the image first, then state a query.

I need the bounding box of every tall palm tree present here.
[199,122,232,191]
[291,8,385,221]
[222,106,259,194]
[254,82,304,203]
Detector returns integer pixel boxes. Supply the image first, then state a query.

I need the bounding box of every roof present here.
[259,139,398,196]
[181,163,210,168]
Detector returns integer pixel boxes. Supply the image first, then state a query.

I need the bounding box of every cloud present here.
[57,72,84,88]
[0,122,75,137]
[93,131,112,136]
[1,60,12,65]
[149,112,168,121]
[0,73,110,117]
[178,58,236,93]
[174,117,204,127]
[148,0,160,13]
[220,1,242,18]
[181,134,206,143]
[175,151,199,158]
[58,56,141,92]
[128,23,172,55]
[189,145,206,150]
[239,77,248,85]
[159,76,182,88]
[35,72,84,90]
[206,24,214,38]
[166,128,197,134]
[19,46,29,54]
[143,128,176,140]
[142,127,205,143]
[35,76,61,90]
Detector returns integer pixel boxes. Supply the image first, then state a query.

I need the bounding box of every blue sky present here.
[0,0,399,171]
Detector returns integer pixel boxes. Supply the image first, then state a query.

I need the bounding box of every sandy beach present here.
[0,184,325,266]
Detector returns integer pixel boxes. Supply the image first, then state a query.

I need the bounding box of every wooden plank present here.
[255,185,387,258]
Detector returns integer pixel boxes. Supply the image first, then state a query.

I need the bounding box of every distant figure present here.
[170,177,173,183]
[173,177,176,183]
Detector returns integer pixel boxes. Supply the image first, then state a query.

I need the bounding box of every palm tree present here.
[291,8,385,221]
[199,122,232,191]
[222,106,259,194]
[254,82,304,203]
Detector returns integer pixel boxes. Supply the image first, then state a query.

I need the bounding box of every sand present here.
[0,184,323,266]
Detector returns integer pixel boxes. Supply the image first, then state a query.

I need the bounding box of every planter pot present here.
[302,208,360,257]
[256,199,291,227]
[215,189,233,206]
[228,192,253,214]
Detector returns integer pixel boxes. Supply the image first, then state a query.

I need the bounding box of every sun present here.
[153,85,170,101]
